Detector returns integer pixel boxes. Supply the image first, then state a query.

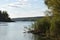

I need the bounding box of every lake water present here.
[0,21,45,40]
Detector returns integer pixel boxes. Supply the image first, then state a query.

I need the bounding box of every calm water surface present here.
[0,21,45,40]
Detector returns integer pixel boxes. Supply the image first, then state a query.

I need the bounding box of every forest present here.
[0,10,13,22]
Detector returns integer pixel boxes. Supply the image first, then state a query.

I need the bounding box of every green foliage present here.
[29,0,60,40]
[45,0,60,36]
[45,0,60,39]
[31,17,50,34]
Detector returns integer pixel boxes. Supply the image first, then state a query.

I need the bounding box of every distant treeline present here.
[12,17,44,21]
[0,10,13,22]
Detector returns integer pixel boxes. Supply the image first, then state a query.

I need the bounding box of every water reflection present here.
[0,21,47,40]
[0,22,8,40]
[0,22,8,26]
[24,33,48,40]
[33,34,46,40]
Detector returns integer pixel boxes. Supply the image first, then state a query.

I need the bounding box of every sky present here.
[0,0,48,18]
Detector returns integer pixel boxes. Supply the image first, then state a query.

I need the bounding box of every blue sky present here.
[0,0,48,18]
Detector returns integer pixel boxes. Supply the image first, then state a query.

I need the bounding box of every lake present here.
[0,21,45,40]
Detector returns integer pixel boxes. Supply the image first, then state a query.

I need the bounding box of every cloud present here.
[0,0,32,9]
[3,0,39,8]
[0,0,39,9]
[9,10,44,18]
[0,0,46,18]
[8,0,32,8]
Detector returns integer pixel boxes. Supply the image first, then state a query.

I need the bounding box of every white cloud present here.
[0,0,45,18]
[7,0,32,8]
[9,8,45,18]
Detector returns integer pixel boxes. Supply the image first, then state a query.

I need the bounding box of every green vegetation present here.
[27,0,60,40]
[0,10,13,22]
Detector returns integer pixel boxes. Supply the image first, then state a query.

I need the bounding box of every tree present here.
[2,11,9,18]
[0,10,13,22]
[45,0,60,39]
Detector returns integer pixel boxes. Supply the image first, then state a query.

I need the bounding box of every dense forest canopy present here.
[45,0,60,34]
[0,10,13,22]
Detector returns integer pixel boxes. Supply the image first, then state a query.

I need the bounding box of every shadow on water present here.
[24,32,49,40]
[33,34,47,40]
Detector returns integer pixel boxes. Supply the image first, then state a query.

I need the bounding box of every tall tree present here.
[45,0,60,39]
[0,10,13,22]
